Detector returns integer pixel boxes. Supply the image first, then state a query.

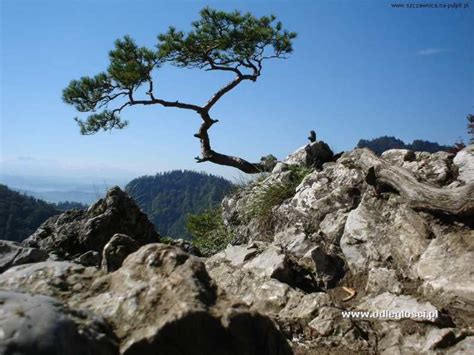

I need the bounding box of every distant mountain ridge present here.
[357,136,452,155]
[125,170,233,239]
[14,188,102,205]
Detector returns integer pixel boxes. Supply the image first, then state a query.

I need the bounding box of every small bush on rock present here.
[186,207,232,256]
[246,165,312,235]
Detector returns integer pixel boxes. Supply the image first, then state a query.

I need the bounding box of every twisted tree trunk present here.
[361,150,474,216]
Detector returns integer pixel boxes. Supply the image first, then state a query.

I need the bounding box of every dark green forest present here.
[357,136,452,155]
[0,184,59,241]
[125,170,233,239]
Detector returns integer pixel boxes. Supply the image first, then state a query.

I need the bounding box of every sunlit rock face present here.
[217,144,473,353]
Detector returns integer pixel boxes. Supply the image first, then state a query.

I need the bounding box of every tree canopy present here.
[125,170,233,239]
[63,8,296,173]
[0,184,59,242]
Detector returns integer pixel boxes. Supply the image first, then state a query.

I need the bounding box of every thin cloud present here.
[415,48,449,56]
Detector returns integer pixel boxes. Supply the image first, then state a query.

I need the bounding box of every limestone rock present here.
[307,307,353,337]
[0,240,48,273]
[3,143,473,354]
[301,246,345,289]
[1,244,291,355]
[340,192,429,276]
[74,250,100,266]
[453,145,474,184]
[164,238,202,256]
[421,328,456,351]
[446,336,474,354]
[381,149,456,186]
[365,267,402,295]
[416,229,474,325]
[89,244,291,355]
[217,145,472,353]
[101,233,139,272]
[0,261,98,303]
[283,141,334,169]
[23,186,159,258]
[212,243,259,267]
[0,290,118,355]
[274,227,315,258]
[243,245,292,283]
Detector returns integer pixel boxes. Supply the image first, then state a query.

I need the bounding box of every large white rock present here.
[416,230,474,316]
[453,145,474,184]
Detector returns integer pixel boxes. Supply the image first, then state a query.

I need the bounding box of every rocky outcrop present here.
[1,145,473,354]
[0,244,291,355]
[215,145,474,353]
[23,186,159,261]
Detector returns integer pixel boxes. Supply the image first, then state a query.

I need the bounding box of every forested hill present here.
[125,170,234,239]
[0,184,59,242]
[357,136,452,155]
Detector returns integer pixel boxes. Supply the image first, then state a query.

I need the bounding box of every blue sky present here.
[1,0,473,182]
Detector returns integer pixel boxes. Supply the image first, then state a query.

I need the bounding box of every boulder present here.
[381,149,456,186]
[274,227,315,258]
[23,186,159,258]
[101,233,139,272]
[0,261,98,303]
[283,141,334,169]
[0,240,48,273]
[453,145,474,185]
[243,245,293,283]
[340,192,429,277]
[74,250,101,266]
[0,290,118,355]
[416,229,474,325]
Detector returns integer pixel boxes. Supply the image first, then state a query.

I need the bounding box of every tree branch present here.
[203,74,256,111]
[128,93,203,113]
[193,112,264,174]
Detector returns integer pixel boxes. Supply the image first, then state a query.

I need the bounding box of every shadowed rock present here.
[0,291,118,355]
[23,186,159,259]
[101,233,139,272]
[0,244,292,355]
[0,240,48,273]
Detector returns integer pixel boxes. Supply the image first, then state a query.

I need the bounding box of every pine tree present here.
[63,8,296,174]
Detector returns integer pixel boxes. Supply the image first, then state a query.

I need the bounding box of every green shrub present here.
[159,236,175,244]
[246,165,312,235]
[186,207,232,256]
